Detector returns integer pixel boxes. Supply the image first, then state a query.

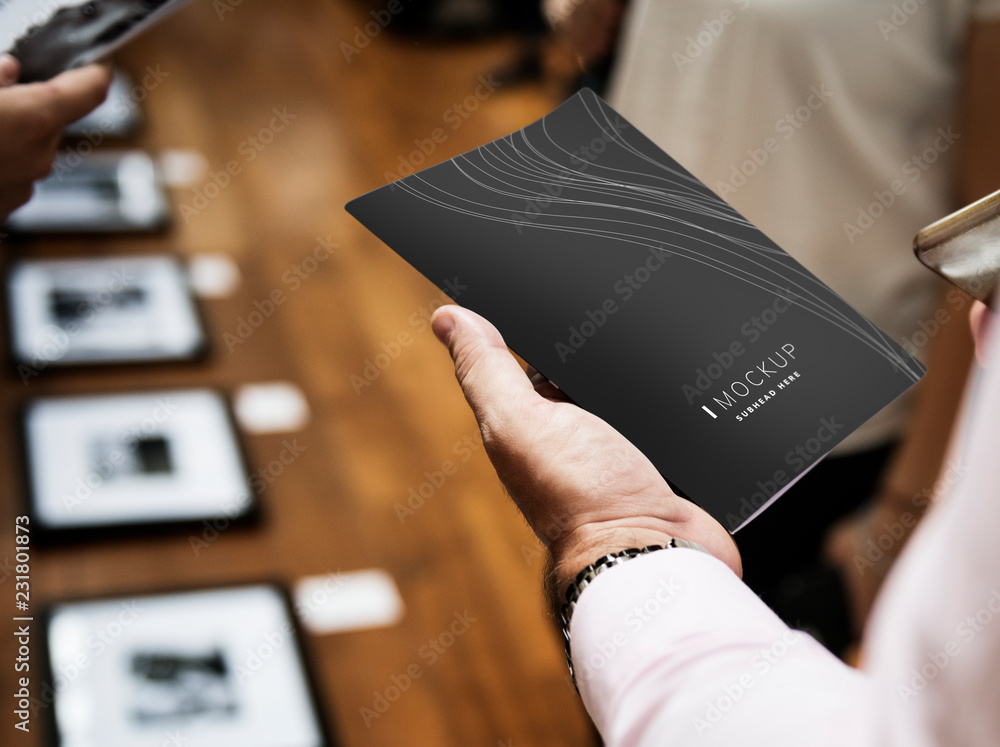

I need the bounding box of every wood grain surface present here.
[0,2,596,745]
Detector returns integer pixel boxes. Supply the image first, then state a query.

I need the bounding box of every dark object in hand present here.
[10,0,170,83]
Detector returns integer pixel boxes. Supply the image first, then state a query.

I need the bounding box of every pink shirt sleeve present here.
[570,320,1000,746]
[570,549,866,746]
[853,344,1000,746]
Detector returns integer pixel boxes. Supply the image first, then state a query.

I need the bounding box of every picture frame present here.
[22,388,256,536]
[4,150,170,234]
[7,254,207,369]
[41,583,334,746]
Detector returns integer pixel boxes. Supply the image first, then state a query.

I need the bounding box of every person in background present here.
[0,54,111,222]
[429,296,999,746]
[545,0,1000,649]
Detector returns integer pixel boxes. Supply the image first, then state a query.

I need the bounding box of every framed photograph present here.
[23,389,255,534]
[65,68,144,140]
[5,150,170,233]
[7,254,206,368]
[43,584,333,746]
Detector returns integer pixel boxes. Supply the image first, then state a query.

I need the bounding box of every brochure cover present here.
[346,89,925,532]
[0,0,190,83]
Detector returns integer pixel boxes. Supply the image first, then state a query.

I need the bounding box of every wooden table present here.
[0,2,595,744]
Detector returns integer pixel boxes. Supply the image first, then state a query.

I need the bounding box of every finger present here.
[970,300,994,367]
[431,305,538,430]
[43,63,112,124]
[0,55,19,87]
[0,183,35,223]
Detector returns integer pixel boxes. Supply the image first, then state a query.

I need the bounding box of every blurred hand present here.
[970,299,995,367]
[825,297,997,633]
[431,305,741,597]
[823,498,906,636]
[0,55,111,221]
[546,0,628,68]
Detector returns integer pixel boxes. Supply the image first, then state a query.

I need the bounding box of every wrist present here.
[554,537,711,688]
[547,523,677,607]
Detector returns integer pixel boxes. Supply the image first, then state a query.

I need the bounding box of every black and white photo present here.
[44,585,329,746]
[7,254,205,367]
[23,389,253,532]
[4,150,170,233]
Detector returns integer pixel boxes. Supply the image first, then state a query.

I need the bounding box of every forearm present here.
[569,549,867,746]
[878,287,974,504]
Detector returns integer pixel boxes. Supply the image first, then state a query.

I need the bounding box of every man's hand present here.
[431,305,742,599]
[0,55,111,221]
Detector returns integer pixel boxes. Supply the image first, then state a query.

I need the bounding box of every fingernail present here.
[0,55,18,86]
[431,310,455,345]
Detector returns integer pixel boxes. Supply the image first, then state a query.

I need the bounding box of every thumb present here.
[0,55,19,87]
[44,63,112,124]
[431,305,536,434]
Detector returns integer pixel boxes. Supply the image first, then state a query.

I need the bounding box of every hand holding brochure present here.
[347,89,924,532]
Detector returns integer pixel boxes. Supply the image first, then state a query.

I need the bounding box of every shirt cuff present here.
[570,548,866,746]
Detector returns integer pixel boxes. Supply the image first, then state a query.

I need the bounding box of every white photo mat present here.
[8,254,204,366]
[45,584,328,747]
[25,389,253,531]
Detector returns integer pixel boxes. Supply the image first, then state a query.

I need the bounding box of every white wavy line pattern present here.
[391,93,922,381]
